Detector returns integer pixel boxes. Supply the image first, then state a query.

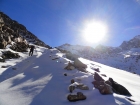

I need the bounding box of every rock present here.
[0,39,7,49]
[77,85,89,90]
[12,67,17,70]
[64,62,75,70]
[64,73,67,76]
[74,58,87,69]
[69,66,75,70]
[76,83,84,88]
[0,58,5,62]
[105,80,112,86]
[2,51,20,59]
[52,57,59,60]
[1,65,8,68]
[69,85,75,93]
[0,12,51,49]
[77,67,87,72]
[94,72,104,81]
[109,78,132,96]
[126,97,135,102]
[92,81,113,95]
[10,42,28,52]
[67,92,86,102]
[70,82,89,90]
[101,74,107,77]
[94,68,100,72]
[67,94,78,102]
[71,79,74,84]
[77,92,86,100]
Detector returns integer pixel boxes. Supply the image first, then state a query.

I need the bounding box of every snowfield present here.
[58,44,140,74]
[0,46,140,105]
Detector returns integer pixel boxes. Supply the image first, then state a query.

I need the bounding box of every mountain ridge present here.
[0,11,51,49]
[57,35,140,75]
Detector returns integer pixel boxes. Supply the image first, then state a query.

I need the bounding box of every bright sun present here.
[82,20,108,43]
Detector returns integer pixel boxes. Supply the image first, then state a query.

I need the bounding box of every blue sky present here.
[1,0,140,47]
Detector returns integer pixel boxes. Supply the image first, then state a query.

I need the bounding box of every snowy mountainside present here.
[0,45,140,105]
[57,35,140,75]
[120,35,140,50]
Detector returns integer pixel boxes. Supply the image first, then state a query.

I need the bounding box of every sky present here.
[1,0,140,47]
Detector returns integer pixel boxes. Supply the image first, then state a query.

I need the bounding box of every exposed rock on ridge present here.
[0,11,51,49]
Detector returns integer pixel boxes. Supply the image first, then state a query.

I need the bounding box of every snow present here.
[0,46,140,105]
[58,44,140,74]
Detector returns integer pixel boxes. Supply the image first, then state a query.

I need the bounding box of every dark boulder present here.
[69,85,75,93]
[92,72,113,95]
[0,39,7,49]
[92,81,113,95]
[74,58,87,69]
[1,51,20,59]
[94,72,104,81]
[64,62,75,70]
[109,78,132,96]
[71,79,74,84]
[67,92,86,102]
[64,73,67,76]
[0,58,5,62]
[1,65,10,68]
[10,42,28,52]
[101,74,107,77]
[93,68,100,72]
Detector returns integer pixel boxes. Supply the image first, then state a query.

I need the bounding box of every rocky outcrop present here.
[108,78,132,96]
[92,72,131,96]
[73,59,87,72]
[0,39,7,49]
[10,42,28,52]
[93,80,113,95]
[120,35,140,50]
[1,51,20,59]
[92,72,113,95]
[69,82,89,93]
[0,11,51,49]
[94,72,104,81]
[74,59,87,69]
[64,62,75,70]
[0,58,5,62]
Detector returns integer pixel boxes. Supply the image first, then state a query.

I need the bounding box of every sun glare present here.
[82,20,108,43]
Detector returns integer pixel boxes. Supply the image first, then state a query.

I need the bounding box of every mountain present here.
[0,11,51,49]
[57,35,140,74]
[0,11,139,105]
[0,45,140,105]
[120,35,140,50]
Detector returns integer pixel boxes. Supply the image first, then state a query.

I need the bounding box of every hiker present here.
[29,45,35,56]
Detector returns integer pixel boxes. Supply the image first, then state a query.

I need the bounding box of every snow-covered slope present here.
[0,46,140,105]
[57,44,140,75]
